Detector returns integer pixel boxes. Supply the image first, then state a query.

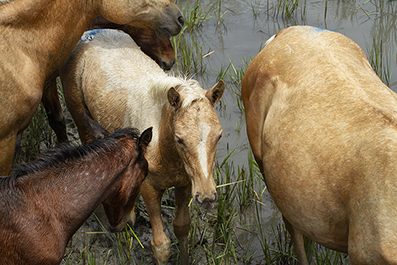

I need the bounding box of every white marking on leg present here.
[198,122,211,179]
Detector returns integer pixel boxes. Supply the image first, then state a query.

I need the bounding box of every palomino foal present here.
[0,0,183,175]
[60,29,225,265]
[0,116,152,265]
[42,15,176,144]
[242,25,397,264]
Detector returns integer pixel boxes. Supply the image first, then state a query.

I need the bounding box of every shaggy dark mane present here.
[10,127,140,179]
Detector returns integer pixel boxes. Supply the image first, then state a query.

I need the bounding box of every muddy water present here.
[63,1,397,264]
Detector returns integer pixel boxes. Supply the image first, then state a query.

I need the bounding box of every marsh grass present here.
[13,103,56,163]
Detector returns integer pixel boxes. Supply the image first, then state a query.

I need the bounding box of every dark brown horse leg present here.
[141,181,170,265]
[173,184,192,265]
[283,216,309,265]
[42,72,68,143]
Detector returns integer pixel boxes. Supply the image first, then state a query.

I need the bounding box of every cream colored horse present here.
[242,25,397,264]
[0,0,183,175]
[60,29,225,265]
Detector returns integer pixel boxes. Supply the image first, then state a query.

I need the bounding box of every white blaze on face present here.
[198,122,211,179]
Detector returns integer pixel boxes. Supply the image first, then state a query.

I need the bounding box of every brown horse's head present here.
[99,0,184,39]
[131,27,175,70]
[105,127,152,232]
[87,16,175,70]
[85,115,152,232]
[168,80,225,209]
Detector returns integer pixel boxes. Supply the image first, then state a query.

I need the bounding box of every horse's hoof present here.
[151,238,171,265]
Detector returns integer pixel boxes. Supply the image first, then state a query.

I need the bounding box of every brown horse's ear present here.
[84,112,109,140]
[206,80,225,106]
[138,127,153,152]
[168,87,182,109]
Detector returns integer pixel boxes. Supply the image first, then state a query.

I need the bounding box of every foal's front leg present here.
[141,181,170,264]
[173,184,192,265]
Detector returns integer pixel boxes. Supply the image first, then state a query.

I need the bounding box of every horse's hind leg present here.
[42,72,68,143]
[174,184,192,265]
[141,181,170,264]
[283,216,309,265]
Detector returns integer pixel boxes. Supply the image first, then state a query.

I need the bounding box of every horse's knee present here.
[173,222,190,240]
[151,237,171,265]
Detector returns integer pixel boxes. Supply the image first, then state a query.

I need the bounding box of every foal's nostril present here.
[194,193,200,204]
[178,15,185,27]
[213,192,218,203]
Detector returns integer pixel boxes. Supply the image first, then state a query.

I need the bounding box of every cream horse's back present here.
[61,29,165,140]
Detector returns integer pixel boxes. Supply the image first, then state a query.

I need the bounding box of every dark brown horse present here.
[0,0,183,175]
[41,15,176,145]
[0,115,152,265]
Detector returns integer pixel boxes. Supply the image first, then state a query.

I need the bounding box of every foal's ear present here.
[138,127,153,152]
[168,87,182,109]
[84,112,109,140]
[206,80,225,106]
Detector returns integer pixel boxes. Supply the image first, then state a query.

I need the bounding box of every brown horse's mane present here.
[9,127,140,179]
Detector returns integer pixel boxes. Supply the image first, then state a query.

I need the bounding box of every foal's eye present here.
[175,136,184,146]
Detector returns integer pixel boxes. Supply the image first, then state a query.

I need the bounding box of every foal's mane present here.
[10,127,140,179]
[149,75,207,110]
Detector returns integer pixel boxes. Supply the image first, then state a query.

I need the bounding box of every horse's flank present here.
[242,25,397,264]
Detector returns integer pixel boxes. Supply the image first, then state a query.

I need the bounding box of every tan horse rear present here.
[60,29,225,265]
[0,0,183,175]
[242,25,397,264]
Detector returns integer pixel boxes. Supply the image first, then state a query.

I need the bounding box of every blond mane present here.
[149,74,206,110]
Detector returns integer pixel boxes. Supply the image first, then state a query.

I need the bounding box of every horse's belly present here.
[262,138,351,252]
[267,171,350,251]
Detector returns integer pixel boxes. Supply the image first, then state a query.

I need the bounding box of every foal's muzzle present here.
[194,191,218,209]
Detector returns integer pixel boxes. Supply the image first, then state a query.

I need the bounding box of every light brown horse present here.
[41,15,176,144]
[0,114,152,265]
[60,29,225,265]
[242,25,397,264]
[0,0,183,175]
